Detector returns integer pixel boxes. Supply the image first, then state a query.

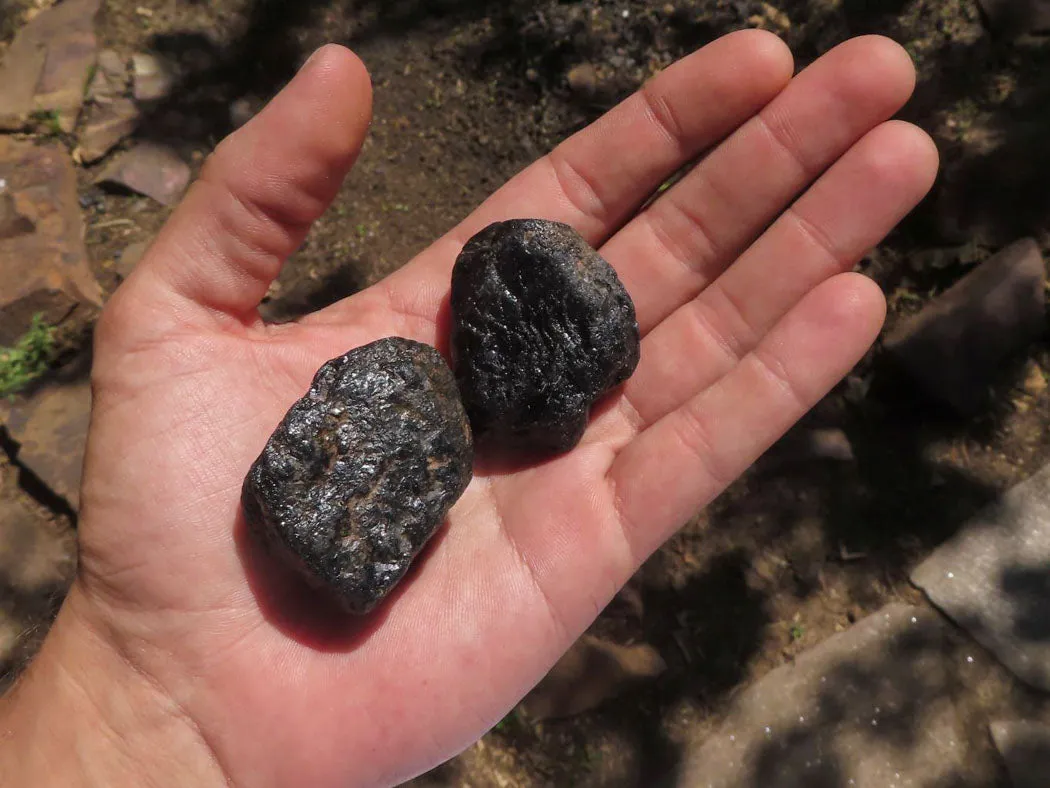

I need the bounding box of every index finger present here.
[314,30,793,326]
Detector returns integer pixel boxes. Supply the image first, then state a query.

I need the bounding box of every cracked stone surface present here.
[0,138,103,345]
[0,0,101,132]
[2,372,92,511]
[676,605,966,788]
[912,461,1050,691]
[451,219,639,452]
[242,338,474,614]
[77,98,139,164]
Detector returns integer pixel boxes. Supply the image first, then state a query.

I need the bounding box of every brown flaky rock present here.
[0,138,102,345]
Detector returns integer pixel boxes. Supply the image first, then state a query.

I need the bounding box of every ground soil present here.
[3,0,1050,785]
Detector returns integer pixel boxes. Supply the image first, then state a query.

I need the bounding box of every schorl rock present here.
[451,219,639,452]
[242,338,473,614]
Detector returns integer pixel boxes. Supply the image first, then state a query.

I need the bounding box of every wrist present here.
[0,583,228,787]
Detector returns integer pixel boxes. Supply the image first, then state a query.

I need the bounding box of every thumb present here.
[107,44,372,335]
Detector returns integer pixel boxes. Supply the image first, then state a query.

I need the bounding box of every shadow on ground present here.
[127,0,1050,305]
[0,351,88,691]
[5,0,1050,783]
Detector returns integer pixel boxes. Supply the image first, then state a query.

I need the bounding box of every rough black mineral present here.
[242,338,473,614]
[450,219,640,452]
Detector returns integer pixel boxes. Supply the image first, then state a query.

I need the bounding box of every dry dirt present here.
[3,0,1050,785]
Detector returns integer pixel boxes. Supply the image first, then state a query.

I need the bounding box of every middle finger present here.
[603,35,917,335]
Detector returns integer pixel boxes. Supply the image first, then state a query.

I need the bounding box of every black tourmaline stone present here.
[242,338,473,614]
[450,219,640,452]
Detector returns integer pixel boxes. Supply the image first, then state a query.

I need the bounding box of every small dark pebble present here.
[242,338,473,614]
[451,219,640,452]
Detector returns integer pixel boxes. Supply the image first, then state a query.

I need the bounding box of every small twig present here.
[90,219,136,230]
[839,543,869,562]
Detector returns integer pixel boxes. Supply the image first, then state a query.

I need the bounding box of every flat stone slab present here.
[991,720,1050,788]
[0,0,101,131]
[0,138,103,345]
[77,97,139,164]
[0,21,47,131]
[676,605,966,787]
[884,239,1045,414]
[3,375,92,510]
[96,142,190,206]
[912,462,1050,691]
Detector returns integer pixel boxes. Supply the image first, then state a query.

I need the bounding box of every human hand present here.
[0,31,936,787]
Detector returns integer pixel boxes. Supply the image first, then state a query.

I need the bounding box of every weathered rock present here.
[95,143,190,206]
[115,239,149,278]
[229,96,261,129]
[799,428,854,461]
[131,52,176,102]
[884,239,1046,414]
[77,97,139,164]
[978,0,1050,34]
[0,497,76,595]
[0,24,48,131]
[676,605,965,787]
[912,462,1050,691]
[521,634,665,721]
[85,49,129,104]
[931,119,1048,248]
[32,5,99,132]
[773,427,855,465]
[991,720,1050,788]
[0,0,100,132]
[451,219,639,452]
[3,375,92,511]
[0,138,103,345]
[567,63,600,96]
[242,338,473,614]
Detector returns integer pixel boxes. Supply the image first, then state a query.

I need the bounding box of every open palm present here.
[56,32,936,788]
